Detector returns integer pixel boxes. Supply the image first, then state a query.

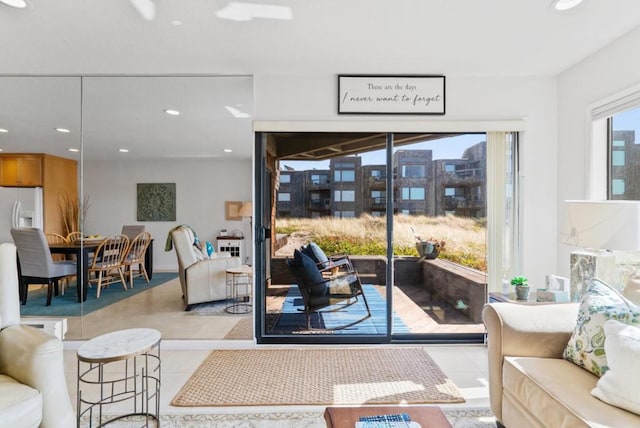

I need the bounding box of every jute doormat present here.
[223,317,253,340]
[171,348,465,407]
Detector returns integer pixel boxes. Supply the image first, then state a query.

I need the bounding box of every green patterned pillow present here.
[563,279,640,377]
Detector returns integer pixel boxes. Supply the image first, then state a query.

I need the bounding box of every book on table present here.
[355,413,421,427]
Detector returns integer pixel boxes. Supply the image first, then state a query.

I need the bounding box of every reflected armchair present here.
[0,242,75,428]
[169,225,242,310]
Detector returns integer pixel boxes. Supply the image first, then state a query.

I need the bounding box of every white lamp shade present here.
[559,200,640,251]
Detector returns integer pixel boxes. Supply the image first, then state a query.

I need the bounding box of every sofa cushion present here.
[563,279,640,377]
[0,374,42,428]
[503,356,640,428]
[591,320,640,415]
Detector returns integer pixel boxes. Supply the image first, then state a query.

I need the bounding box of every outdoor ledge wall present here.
[269,255,487,324]
[421,258,487,324]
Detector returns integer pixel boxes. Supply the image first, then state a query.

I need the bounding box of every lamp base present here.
[570,249,618,301]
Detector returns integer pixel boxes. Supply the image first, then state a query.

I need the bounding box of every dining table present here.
[49,238,154,303]
[49,240,100,302]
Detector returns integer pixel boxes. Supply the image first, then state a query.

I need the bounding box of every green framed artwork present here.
[137,183,176,221]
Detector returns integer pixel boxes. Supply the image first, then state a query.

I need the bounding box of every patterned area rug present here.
[82,408,495,427]
[171,348,464,407]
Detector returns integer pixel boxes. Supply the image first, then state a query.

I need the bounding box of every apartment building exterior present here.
[610,130,640,199]
[277,141,487,219]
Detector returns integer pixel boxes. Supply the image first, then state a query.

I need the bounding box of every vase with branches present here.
[59,193,90,237]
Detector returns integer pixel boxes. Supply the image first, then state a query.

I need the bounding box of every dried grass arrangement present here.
[58,193,90,236]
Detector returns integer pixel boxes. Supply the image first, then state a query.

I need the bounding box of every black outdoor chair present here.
[285,248,371,330]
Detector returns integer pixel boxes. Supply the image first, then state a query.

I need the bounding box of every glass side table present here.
[226,265,253,314]
[77,328,161,427]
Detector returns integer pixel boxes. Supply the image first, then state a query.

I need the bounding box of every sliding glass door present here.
[255,130,519,344]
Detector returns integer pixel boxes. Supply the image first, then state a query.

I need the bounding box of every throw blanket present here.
[164,224,198,252]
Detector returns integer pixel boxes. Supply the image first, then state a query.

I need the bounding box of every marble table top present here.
[77,328,161,363]
[226,265,253,275]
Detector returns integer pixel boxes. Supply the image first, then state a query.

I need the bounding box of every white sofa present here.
[170,226,242,310]
[0,243,75,428]
[483,302,640,428]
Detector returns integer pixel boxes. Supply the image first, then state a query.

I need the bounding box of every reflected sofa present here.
[483,302,640,427]
[0,242,75,428]
[170,226,242,310]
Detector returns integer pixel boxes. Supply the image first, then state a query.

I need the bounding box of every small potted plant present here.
[511,275,530,300]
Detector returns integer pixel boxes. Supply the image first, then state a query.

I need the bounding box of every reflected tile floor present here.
[63,344,492,427]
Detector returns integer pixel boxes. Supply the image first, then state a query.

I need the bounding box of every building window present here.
[402,164,425,178]
[280,174,291,184]
[334,190,355,202]
[371,170,382,178]
[334,170,355,182]
[311,174,327,185]
[401,187,425,200]
[278,192,291,202]
[371,190,386,204]
[608,106,640,199]
[612,179,625,195]
[444,187,455,196]
[334,210,355,218]
[334,162,354,169]
[444,164,455,173]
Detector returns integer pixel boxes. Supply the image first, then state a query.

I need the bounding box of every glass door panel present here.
[391,134,487,339]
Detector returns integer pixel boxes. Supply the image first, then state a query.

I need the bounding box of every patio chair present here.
[122,231,152,288]
[89,234,129,298]
[10,228,77,306]
[286,248,371,330]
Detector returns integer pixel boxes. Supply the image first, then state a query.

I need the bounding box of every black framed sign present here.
[338,74,445,115]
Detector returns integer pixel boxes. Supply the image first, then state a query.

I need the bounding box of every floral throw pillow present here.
[563,279,640,377]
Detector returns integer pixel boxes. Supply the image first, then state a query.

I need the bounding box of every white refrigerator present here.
[0,186,44,243]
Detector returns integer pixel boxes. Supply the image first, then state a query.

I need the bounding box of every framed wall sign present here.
[137,183,176,221]
[338,75,445,115]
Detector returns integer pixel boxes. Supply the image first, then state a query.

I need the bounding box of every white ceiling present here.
[0,0,639,160]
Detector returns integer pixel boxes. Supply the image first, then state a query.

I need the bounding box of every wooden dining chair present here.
[88,234,130,298]
[122,232,152,288]
[45,233,71,294]
[66,231,86,242]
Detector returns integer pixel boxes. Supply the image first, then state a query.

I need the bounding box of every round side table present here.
[226,265,253,314]
[77,328,161,427]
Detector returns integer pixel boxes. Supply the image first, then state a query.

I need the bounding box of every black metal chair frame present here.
[286,257,371,330]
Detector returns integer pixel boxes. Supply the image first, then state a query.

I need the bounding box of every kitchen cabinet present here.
[0,153,77,236]
[0,155,43,186]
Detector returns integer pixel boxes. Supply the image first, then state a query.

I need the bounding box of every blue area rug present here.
[272,284,409,334]
[20,272,178,317]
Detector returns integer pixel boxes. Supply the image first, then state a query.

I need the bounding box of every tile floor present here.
[63,341,490,424]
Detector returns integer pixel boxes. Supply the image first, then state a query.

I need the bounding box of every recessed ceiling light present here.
[0,128,8,133]
[223,149,233,153]
[55,128,71,133]
[171,20,183,26]
[216,2,292,21]
[67,148,80,153]
[164,109,181,116]
[224,106,250,118]
[550,0,584,11]
[118,148,129,153]
[0,0,27,9]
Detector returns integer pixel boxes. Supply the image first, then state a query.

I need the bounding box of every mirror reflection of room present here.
[0,75,254,341]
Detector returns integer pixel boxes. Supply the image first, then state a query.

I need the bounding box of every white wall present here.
[84,158,252,271]
[556,27,640,277]
[254,74,558,289]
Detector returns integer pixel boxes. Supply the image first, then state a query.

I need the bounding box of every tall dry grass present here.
[276,214,487,272]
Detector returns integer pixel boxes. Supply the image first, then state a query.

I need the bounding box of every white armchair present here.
[0,243,75,428]
[170,226,242,310]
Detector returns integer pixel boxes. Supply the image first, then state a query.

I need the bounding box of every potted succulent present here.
[511,275,530,300]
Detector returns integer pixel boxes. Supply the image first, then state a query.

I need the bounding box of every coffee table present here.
[324,405,452,428]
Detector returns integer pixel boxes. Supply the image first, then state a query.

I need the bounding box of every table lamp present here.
[559,200,640,301]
